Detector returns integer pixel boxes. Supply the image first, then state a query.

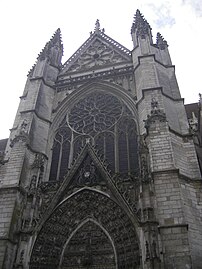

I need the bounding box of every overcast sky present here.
[0,0,202,139]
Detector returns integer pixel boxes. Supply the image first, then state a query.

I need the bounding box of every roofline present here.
[61,31,131,74]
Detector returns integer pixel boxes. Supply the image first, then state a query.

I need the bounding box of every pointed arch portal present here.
[59,218,117,269]
[30,189,140,269]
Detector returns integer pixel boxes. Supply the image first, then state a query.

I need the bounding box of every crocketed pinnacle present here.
[37,28,63,61]
[156,32,168,50]
[131,9,152,37]
[27,29,63,76]
[51,28,63,49]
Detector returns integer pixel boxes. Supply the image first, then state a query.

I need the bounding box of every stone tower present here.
[0,10,202,269]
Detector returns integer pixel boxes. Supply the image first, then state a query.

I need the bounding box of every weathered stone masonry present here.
[0,10,202,269]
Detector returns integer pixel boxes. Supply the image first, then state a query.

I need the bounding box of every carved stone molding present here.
[144,99,167,132]
[31,153,45,169]
[30,189,140,269]
[10,133,30,148]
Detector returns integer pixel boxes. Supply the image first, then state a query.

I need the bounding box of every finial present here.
[156,32,168,50]
[94,19,101,34]
[131,9,152,38]
[51,28,63,46]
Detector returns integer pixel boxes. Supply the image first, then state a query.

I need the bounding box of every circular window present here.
[67,92,123,135]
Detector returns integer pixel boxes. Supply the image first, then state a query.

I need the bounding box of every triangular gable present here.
[37,142,139,231]
[47,142,113,206]
[60,31,132,75]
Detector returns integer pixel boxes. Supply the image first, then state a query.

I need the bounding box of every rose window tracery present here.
[49,91,139,181]
[67,92,123,135]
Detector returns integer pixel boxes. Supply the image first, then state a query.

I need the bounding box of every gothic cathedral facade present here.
[0,10,202,269]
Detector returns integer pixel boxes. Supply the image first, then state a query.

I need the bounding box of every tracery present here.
[49,91,139,181]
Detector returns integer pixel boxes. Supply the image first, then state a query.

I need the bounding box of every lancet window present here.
[49,91,139,181]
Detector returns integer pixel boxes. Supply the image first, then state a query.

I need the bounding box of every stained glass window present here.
[49,92,139,180]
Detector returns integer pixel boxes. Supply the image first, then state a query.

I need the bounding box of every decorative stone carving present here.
[30,189,140,268]
[40,181,63,193]
[145,241,151,260]
[57,66,134,90]
[10,133,29,148]
[73,154,103,187]
[62,221,116,268]
[67,38,130,73]
[10,119,30,148]
[112,173,139,214]
[31,153,45,170]
[139,135,151,183]
[156,32,168,50]
[131,9,151,39]
[144,98,167,132]
[68,92,123,135]
[29,175,37,194]
[20,119,28,134]
[37,28,63,61]
[50,92,139,180]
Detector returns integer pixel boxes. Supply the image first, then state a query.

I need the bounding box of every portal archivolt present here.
[30,189,140,269]
[59,219,117,269]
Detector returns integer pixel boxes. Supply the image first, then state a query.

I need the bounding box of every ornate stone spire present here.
[37,28,63,61]
[28,28,63,76]
[156,32,168,50]
[131,9,152,38]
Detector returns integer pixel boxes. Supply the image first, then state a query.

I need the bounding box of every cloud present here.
[182,0,202,16]
[146,2,176,28]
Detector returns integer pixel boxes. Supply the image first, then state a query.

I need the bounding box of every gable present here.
[60,32,132,75]
[38,143,140,234]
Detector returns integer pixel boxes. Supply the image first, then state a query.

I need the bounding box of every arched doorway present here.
[30,189,140,269]
[60,219,117,269]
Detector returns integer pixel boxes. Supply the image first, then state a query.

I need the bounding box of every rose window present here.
[67,92,123,135]
[50,91,139,181]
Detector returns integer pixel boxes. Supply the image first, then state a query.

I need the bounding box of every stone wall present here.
[180,179,202,269]
[0,188,18,268]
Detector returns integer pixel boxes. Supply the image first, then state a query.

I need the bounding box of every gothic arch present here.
[47,83,140,182]
[50,80,139,140]
[30,188,141,269]
[59,218,118,269]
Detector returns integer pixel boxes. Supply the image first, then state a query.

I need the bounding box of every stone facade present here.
[0,10,202,269]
